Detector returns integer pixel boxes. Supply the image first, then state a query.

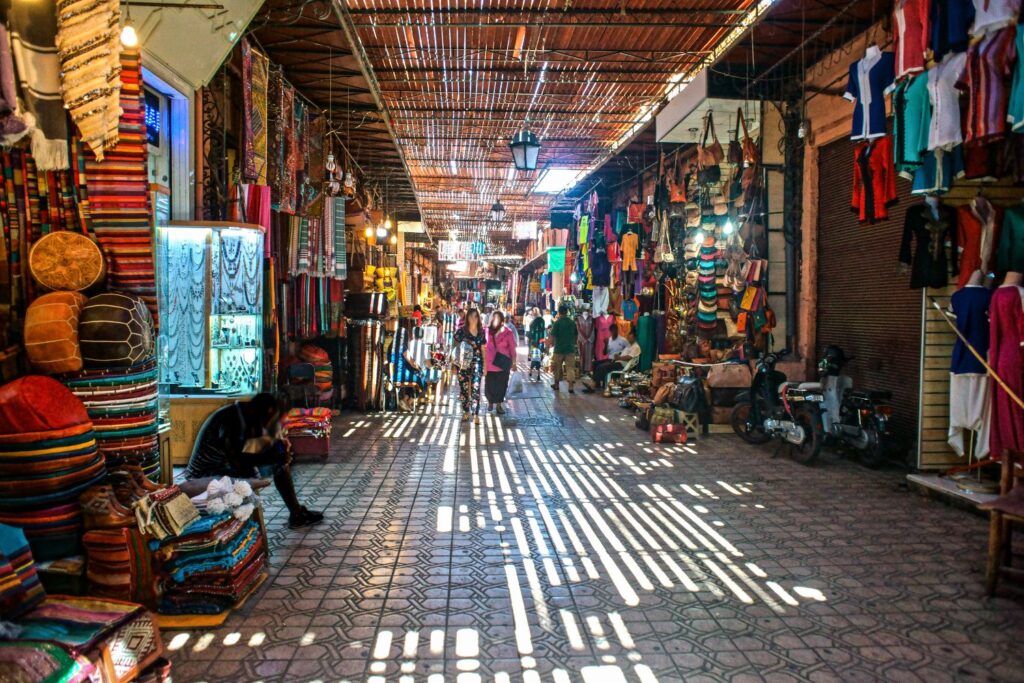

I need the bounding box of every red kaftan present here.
[988,284,1024,460]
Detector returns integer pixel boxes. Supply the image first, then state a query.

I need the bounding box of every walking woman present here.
[485,310,516,415]
[453,308,486,423]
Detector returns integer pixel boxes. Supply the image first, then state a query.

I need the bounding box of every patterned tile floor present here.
[166,373,1024,682]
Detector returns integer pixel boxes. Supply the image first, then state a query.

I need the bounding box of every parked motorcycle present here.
[815,345,893,468]
[731,351,825,465]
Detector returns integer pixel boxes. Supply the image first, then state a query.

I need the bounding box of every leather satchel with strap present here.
[667,152,687,203]
[738,108,759,166]
[696,112,724,169]
[728,109,744,166]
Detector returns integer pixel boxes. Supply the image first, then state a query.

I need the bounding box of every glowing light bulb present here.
[723,221,735,235]
[385,217,393,230]
[120,21,139,48]
[377,226,387,238]
[390,234,398,245]
[570,272,579,283]
[694,230,705,243]
[364,226,373,238]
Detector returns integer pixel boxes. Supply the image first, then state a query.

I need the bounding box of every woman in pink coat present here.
[484,311,517,414]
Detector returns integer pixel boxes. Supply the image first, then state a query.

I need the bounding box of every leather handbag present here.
[696,113,723,184]
[667,153,688,203]
[739,109,759,166]
[728,109,744,166]
[493,351,513,371]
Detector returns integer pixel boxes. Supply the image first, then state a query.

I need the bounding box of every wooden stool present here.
[982,449,1024,595]
[679,412,701,439]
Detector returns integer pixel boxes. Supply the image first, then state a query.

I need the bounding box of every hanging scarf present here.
[241,39,269,184]
[55,0,123,160]
[330,196,347,279]
[9,0,70,169]
[278,85,296,213]
[0,25,27,143]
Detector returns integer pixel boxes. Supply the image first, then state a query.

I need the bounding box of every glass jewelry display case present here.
[156,221,265,396]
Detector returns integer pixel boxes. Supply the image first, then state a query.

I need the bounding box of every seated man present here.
[591,329,641,388]
[185,394,324,529]
[404,326,441,404]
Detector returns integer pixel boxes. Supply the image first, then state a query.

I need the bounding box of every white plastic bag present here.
[508,371,525,396]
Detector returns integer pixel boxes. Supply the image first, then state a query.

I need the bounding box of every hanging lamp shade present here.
[490,200,506,222]
[509,129,541,171]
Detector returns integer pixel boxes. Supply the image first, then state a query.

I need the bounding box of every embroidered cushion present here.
[24,292,88,374]
[78,293,155,367]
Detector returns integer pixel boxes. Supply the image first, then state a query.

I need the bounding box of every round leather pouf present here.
[78,293,155,367]
[0,376,90,435]
[28,232,106,292]
[24,291,88,374]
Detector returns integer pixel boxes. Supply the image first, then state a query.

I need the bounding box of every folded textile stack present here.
[61,356,161,480]
[284,407,333,439]
[152,512,268,615]
[0,377,105,561]
[77,49,158,325]
[134,486,200,542]
[299,344,334,402]
[0,523,165,683]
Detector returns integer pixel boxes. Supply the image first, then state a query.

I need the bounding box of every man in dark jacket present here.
[185,394,324,529]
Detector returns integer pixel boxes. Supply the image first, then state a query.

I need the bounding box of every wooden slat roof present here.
[343,0,763,243]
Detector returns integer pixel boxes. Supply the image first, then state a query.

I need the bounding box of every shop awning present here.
[132,0,263,88]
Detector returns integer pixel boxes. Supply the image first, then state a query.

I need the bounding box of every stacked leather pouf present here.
[0,377,105,561]
[58,293,160,481]
[25,233,159,480]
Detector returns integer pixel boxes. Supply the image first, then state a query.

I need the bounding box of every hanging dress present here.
[593,314,613,362]
[576,314,596,374]
[988,284,1024,460]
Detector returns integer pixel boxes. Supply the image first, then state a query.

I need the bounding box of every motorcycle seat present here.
[797,381,822,391]
[848,389,891,402]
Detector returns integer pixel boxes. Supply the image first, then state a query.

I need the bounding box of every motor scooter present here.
[815,345,893,468]
[731,351,825,465]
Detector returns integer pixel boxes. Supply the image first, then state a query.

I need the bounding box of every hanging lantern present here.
[509,129,541,171]
[489,200,506,222]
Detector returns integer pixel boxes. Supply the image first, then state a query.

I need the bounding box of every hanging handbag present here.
[738,108,759,167]
[654,216,675,263]
[696,112,724,185]
[668,153,688,203]
[728,109,744,166]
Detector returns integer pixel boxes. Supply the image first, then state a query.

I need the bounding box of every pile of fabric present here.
[298,344,334,403]
[75,49,157,326]
[62,356,161,480]
[133,486,200,542]
[0,377,105,561]
[284,407,332,439]
[0,523,166,683]
[151,512,268,615]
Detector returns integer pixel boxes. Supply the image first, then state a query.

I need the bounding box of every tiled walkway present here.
[166,374,1024,682]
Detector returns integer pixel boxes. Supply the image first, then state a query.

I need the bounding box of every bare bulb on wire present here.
[120,20,139,48]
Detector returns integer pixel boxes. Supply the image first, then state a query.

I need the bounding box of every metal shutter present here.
[815,137,921,446]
